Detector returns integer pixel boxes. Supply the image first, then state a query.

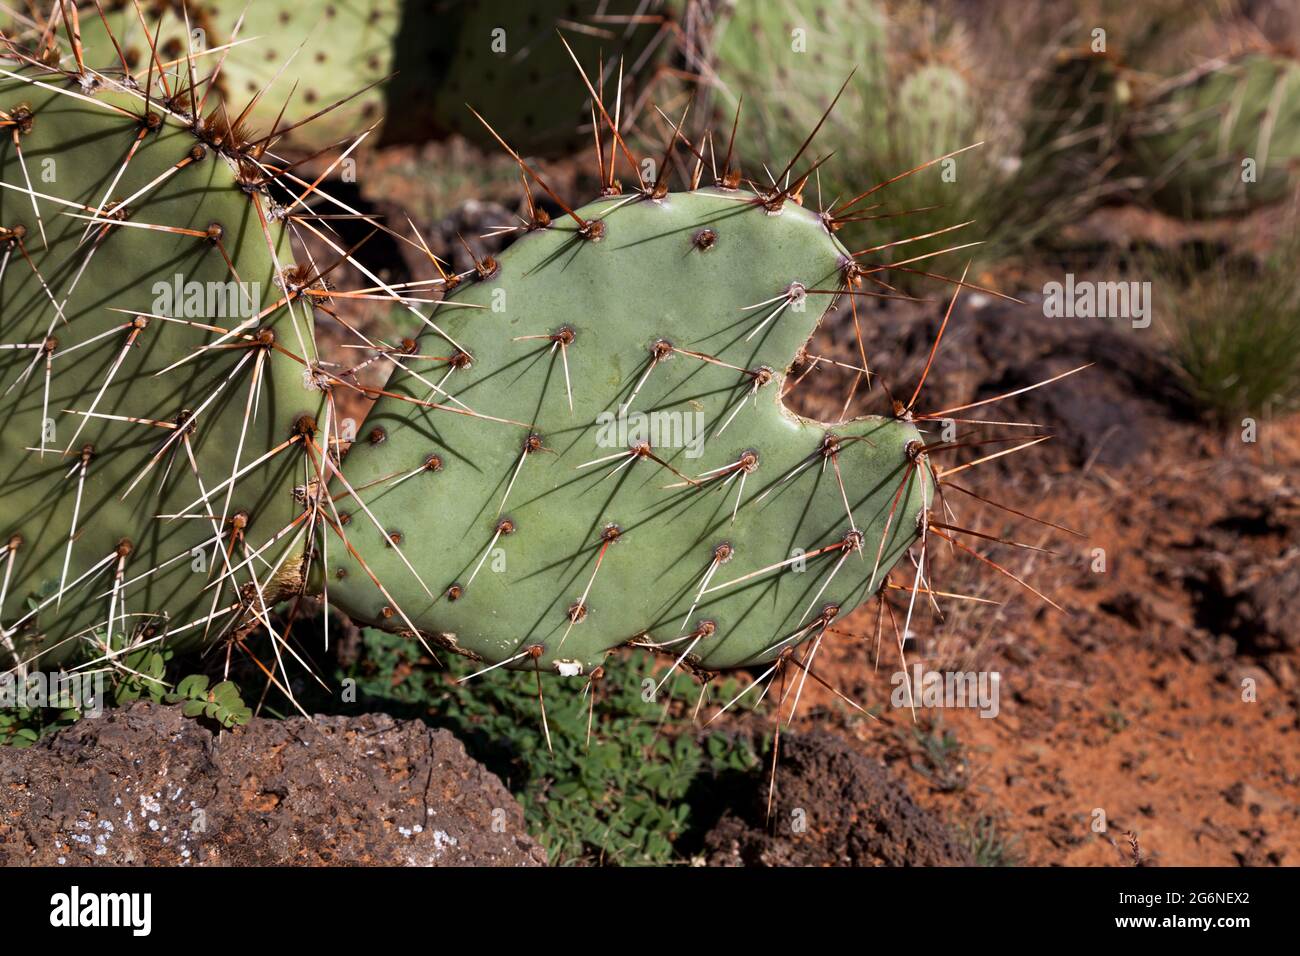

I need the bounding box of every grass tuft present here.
[1153,225,1300,422]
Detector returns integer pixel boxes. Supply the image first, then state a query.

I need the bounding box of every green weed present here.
[341,629,760,865]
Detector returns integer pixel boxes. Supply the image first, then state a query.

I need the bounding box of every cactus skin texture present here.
[893,62,974,170]
[328,189,930,674]
[55,0,397,147]
[0,72,317,670]
[1128,52,1300,218]
[703,0,889,165]
[198,0,399,142]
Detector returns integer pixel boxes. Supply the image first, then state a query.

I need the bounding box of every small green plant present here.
[1,633,104,745]
[900,716,968,793]
[112,646,173,705]
[1102,707,1129,734]
[2,640,249,744]
[0,704,80,747]
[961,814,1023,866]
[165,674,253,728]
[344,628,758,865]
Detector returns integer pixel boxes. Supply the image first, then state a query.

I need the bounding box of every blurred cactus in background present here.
[1126,52,1300,218]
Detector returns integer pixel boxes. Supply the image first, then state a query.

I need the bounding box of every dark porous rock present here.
[0,702,545,866]
[702,731,974,866]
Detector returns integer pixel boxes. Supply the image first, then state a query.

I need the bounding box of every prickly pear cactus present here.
[199,0,399,142]
[1128,52,1300,218]
[893,62,973,171]
[39,0,397,147]
[0,8,942,691]
[694,1,984,262]
[702,0,889,171]
[16,0,658,156]
[0,70,318,671]
[327,188,931,674]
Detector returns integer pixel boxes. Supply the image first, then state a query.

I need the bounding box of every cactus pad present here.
[0,8,1017,710]
[704,0,888,167]
[0,70,317,670]
[47,0,397,148]
[327,188,931,675]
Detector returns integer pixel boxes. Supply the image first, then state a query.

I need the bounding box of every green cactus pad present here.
[894,63,973,168]
[200,0,398,142]
[327,188,932,675]
[0,71,315,670]
[697,0,981,261]
[706,0,888,168]
[61,0,397,147]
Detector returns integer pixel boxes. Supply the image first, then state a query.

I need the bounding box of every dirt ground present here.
[756,295,1300,867]
[701,730,976,866]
